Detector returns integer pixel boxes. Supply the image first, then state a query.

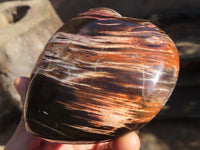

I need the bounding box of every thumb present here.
[111,132,140,150]
[97,132,140,150]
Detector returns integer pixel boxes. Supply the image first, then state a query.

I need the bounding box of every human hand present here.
[4,77,140,150]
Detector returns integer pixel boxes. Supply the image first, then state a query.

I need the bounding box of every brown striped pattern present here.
[25,8,179,142]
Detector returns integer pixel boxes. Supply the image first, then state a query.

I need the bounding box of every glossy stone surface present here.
[24,8,179,143]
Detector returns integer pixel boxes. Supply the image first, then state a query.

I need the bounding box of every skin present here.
[4,77,140,150]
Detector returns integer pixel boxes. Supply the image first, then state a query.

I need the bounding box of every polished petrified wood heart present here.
[24,8,179,143]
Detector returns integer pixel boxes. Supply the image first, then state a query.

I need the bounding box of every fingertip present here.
[14,76,29,85]
[14,77,21,88]
[112,132,140,150]
[14,77,30,104]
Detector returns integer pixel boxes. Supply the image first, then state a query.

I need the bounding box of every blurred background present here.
[0,0,200,149]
